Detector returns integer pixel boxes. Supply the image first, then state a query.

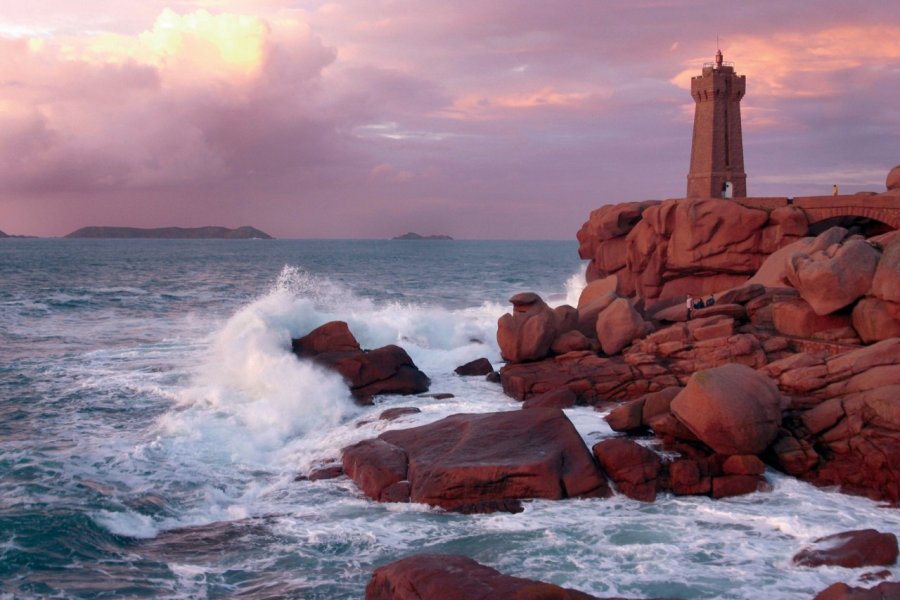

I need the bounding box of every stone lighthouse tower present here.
[686,50,747,198]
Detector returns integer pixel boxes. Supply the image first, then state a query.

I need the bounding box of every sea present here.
[1,238,897,599]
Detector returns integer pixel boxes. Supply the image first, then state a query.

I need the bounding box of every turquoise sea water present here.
[1,239,898,599]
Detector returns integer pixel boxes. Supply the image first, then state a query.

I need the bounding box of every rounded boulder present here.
[670,363,783,455]
[887,164,900,191]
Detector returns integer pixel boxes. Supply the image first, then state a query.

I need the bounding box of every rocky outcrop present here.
[366,554,604,600]
[497,293,570,362]
[342,409,609,512]
[292,321,430,404]
[497,189,900,506]
[793,529,898,568]
[761,339,900,502]
[578,198,807,305]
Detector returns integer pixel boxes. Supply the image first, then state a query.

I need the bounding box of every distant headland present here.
[0,229,37,239]
[65,226,274,239]
[391,232,453,240]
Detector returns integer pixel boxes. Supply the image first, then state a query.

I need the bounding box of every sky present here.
[1,1,899,239]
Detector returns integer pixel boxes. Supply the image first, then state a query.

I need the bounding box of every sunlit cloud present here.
[446,87,610,120]
[671,25,900,99]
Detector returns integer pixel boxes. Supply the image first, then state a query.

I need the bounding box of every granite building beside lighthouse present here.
[686,50,747,198]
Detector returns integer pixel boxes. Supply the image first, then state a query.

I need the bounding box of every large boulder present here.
[749,227,849,289]
[577,276,620,335]
[670,364,783,455]
[596,298,648,355]
[366,554,601,600]
[793,529,899,568]
[292,322,430,404]
[497,293,560,363]
[785,238,881,315]
[342,408,609,512]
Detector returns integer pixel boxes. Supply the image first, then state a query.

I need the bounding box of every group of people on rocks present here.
[686,294,715,319]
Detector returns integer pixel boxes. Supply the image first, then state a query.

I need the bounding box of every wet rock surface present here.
[342,408,610,512]
[292,321,430,404]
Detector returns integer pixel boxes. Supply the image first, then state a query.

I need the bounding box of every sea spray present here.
[159,266,361,455]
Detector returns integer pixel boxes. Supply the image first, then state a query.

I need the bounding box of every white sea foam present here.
[560,264,588,308]
[92,509,159,539]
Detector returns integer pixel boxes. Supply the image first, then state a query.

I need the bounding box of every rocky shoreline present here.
[290,169,900,599]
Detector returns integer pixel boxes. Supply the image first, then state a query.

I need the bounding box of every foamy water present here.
[1,239,896,599]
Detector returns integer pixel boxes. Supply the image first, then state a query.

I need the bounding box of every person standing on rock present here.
[833,184,839,196]
[686,295,693,320]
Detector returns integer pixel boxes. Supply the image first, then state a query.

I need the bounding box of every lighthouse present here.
[686,50,747,198]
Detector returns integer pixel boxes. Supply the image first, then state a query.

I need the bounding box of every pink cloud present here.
[1,2,898,237]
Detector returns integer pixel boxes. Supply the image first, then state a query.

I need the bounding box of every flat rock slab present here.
[366,554,608,600]
[342,408,610,512]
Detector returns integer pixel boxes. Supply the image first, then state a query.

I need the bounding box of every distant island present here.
[392,232,453,240]
[65,226,274,239]
[0,229,37,239]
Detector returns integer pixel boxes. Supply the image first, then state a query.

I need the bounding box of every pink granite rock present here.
[785,238,881,315]
[670,364,782,455]
[596,298,648,355]
[497,293,559,363]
